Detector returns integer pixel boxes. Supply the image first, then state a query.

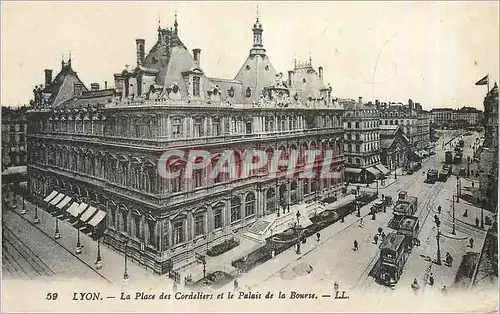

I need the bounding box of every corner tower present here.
[235,7,277,104]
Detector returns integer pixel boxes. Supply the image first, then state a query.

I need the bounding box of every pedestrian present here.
[378,227,383,235]
[233,279,239,291]
[438,205,441,214]
[429,273,434,286]
[469,238,474,248]
[334,282,339,293]
[381,232,386,240]
[475,217,480,227]
[374,234,379,244]
[359,218,364,228]
[316,232,320,243]
[353,240,358,251]
[411,278,420,295]
[173,282,178,293]
[441,285,448,295]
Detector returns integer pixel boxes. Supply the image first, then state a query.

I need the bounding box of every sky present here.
[1,1,499,110]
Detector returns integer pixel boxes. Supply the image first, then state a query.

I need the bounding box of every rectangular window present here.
[213,118,221,136]
[172,119,182,138]
[231,204,241,222]
[214,208,223,229]
[194,215,204,237]
[173,221,184,244]
[194,119,203,137]
[193,76,200,97]
[194,170,203,188]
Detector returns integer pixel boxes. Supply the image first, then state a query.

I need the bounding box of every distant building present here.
[343,98,389,183]
[379,125,410,171]
[2,106,28,187]
[430,106,483,126]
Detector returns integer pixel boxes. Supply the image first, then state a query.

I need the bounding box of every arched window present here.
[266,188,276,215]
[245,193,255,217]
[231,196,241,222]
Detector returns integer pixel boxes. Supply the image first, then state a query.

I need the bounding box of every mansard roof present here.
[45,61,88,107]
[234,54,277,103]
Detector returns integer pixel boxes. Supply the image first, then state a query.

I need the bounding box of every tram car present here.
[377,232,410,286]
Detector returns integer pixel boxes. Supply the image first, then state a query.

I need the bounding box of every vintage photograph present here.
[1,1,498,312]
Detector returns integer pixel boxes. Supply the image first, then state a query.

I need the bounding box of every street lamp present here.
[76,229,82,254]
[436,228,442,265]
[295,211,301,254]
[123,241,129,284]
[33,206,39,224]
[356,198,361,217]
[452,193,456,235]
[376,179,379,197]
[467,156,471,177]
[95,238,103,270]
[54,218,60,239]
[456,176,460,203]
[21,197,26,215]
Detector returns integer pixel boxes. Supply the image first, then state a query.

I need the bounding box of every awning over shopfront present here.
[56,196,72,209]
[325,194,356,211]
[375,164,390,175]
[66,202,80,216]
[345,167,362,174]
[71,202,89,217]
[80,206,98,222]
[366,167,382,176]
[49,193,65,206]
[44,191,58,202]
[87,210,107,227]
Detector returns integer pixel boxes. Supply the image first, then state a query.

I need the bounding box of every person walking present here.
[353,240,359,251]
[438,205,441,214]
[374,234,379,245]
[441,285,448,295]
[475,217,480,227]
[359,218,364,228]
[411,278,420,295]
[233,279,239,291]
[429,273,435,286]
[316,232,321,243]
[334,282,339,293]
[469,238,474,248]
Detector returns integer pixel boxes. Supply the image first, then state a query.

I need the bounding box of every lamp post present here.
[33,206,39,224]
[480,207,484,229]
[21,197,26,215]
[356,198,361,217]
[376,179,379,198]
[436,228,442,265]
[295,211,301,254]
[456,175,460,203]
[54,218,60,239]
[123,241,129,284]
[95,238,102,270]
[452,193,456,235]
[467,156,471,178]
[76,229,82,254]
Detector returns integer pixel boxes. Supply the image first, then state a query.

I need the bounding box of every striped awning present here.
[71,203,89,217]
[80,206,98,222]
[49,193,65,206]
[56,196,72,209]
[44,191,58,202]
[375,164,390,175]
[66,202,80,216]
[345,167,362,174]
[366,167,382,176]
[87,210,107,227]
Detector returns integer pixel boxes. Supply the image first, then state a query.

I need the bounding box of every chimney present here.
[318,66,323,79]
[193,48,201,66]
[104,81,108,89]
[288,70,294,87]
[358,96,363,105]
[44,69,53,87]
[90,83,100,91]
[136,38,145,66]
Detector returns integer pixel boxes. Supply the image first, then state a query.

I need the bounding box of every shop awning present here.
[49,193,65,206]
[87,210,107,227]
[375,164,390,175]
[56,196,72,209]
[80,206,98,222]
[66,202,80,216]
[366,167,382,176]
[71,202,89,217]
[325,194,356,211]
[44,191,58,202]
[345,167,362,174]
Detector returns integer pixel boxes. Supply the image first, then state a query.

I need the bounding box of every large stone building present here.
[378,102,430,158]
[26,15,345,274]
[379,125,410,171]
[430,106,483,126]
[343,99,389,183]
[2,106,28,171]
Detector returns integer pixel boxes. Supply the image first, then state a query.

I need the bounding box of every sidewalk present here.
[235,198,382,290]
[9,196,174,290]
